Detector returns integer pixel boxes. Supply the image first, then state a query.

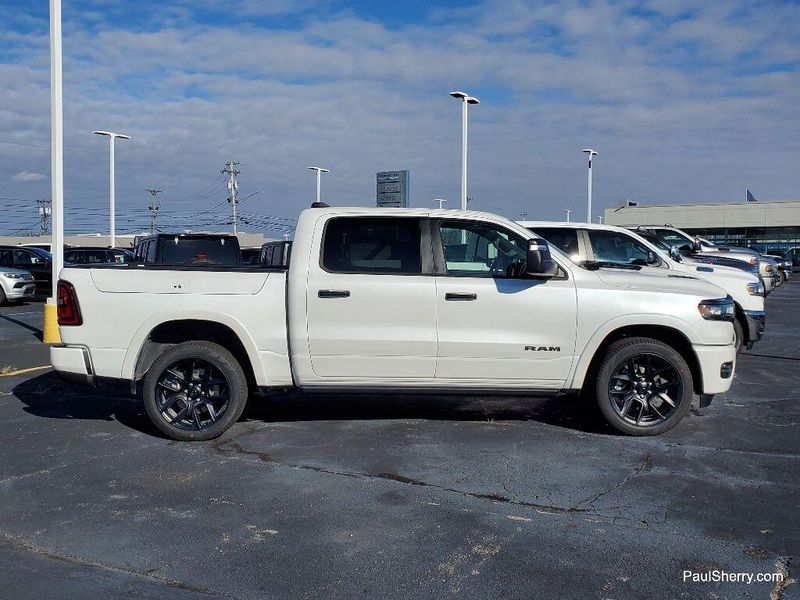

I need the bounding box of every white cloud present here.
[10,170,47,182]
[0,0,798,235]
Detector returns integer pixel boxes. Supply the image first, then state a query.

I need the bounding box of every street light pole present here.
[598,215,604,224]
[582,148,598,223]
[449,91,480,211]
[307,166,329,205]
[45,0,64,344]
[94,130,131,247]
[435,198,447,209]
[565,209,572,222]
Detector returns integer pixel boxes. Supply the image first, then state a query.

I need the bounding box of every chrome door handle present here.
[445,292,477,301]
[318,289,350,298]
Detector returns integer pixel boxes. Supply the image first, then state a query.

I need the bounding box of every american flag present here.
[746,189,758,203]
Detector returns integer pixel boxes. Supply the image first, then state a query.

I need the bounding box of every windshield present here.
[160,238,240,265]
[652,229,693,248]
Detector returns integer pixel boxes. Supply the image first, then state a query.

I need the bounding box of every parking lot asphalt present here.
[0,286,798,599]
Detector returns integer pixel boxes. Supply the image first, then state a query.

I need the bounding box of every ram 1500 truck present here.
[51,207,737,441]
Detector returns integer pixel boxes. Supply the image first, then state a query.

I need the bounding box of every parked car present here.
[0,246,52,294]
[634,226,776,294]
[52,206,737,441]
[522,221,765,352]
[259,240,292,268]
[133,233,241,266]
[0,267,36,305]
[64,247,134,265]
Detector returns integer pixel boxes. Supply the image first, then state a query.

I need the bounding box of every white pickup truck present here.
[52,207,737,441]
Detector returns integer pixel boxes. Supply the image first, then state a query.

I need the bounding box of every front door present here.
[305,215,437,380]
[433,219,577,387]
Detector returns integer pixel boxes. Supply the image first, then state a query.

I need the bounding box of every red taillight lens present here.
[57,280,83,326]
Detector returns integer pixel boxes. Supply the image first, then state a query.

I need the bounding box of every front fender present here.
[567,313,698,390]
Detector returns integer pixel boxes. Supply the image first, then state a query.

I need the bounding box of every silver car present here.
[0,267,36,305]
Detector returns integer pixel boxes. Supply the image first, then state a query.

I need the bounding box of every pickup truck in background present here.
[132,233,241,266]
[521,221,765,353]
[51,207,737,441]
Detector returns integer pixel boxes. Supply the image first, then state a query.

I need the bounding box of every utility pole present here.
[222,161,240,235]
[146,188,162,234]
[37,198,52,235]
[435,198,447,209]
[565,208,572,222]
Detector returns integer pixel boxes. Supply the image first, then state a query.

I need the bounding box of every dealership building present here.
[603,200,800,251]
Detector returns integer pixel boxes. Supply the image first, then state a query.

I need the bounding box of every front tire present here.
[733,318,744,354]
[143,341,248,441]
[595,337,694,436]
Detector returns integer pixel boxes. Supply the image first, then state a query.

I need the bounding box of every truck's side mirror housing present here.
[692,237,702,252]
[669,245,683,261]
[646,250,660,265]
[526,240,559,278]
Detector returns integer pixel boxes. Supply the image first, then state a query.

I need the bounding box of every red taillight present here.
[57,280,83,326]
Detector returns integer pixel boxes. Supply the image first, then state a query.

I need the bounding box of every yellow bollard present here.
[43,300,61,345]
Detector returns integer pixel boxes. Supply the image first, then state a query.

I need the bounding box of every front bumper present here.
[743,310,766,348]
[3,281,36,300]
[693,343,736,395]
[50,345,95,386]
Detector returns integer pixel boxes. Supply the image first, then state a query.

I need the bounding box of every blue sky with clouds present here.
[0,0,799,236]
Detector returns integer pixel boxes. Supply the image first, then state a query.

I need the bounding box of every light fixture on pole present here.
[565,209,572,222]
[44,0,64,344]
[582,148,598,223]
[449,91,479,211]
[307,166,329,205]
[598,215,604,224]
[94,130,131,248]
[435,198,447,209]
[520,211,528,221]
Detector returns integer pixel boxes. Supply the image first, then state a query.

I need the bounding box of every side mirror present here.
[692,237,702,252]
[646,250,660,265]
[526,240,559,278]
[669,245,682,261]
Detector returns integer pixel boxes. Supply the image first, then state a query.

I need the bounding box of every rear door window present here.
[322,217,422,274]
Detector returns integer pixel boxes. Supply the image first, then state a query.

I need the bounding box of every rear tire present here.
[0,288,6,306]
[143,341,248,441]
[595,337,694,436]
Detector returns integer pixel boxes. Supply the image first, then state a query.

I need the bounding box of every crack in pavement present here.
[771,557,796,600]
[574,451,654,509]
[214,439,588,516]
[1,534,233,599]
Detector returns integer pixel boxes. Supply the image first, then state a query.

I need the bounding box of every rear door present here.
[305,215,437,379]
[433,219,577,387]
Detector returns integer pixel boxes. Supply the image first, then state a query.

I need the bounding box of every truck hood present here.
[685,262,758,282]
[594,267,727,298]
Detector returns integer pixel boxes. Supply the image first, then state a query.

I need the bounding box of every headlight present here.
[3,273,25,279]
[746,282,764,296]
[748,257,758,266]
[698,297,736,321]
[765,263,773,273]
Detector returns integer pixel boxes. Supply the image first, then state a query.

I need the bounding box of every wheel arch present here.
[126,316,264,387]
[572,323,703,396]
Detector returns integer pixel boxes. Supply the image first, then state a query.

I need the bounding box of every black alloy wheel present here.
[143,341,248,441]
[607,353,681,426]
[155,358,230,431]
[595,337,694,436]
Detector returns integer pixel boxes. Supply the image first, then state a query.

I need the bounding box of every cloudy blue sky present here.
[0,0,799,236]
